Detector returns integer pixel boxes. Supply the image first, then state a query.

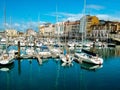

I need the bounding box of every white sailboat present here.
[0,9,15,65]
[74,0,103,65]
[0,50,15,65]
[50,5,73,64]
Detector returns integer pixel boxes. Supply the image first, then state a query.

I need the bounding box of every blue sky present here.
[0,0,120,31]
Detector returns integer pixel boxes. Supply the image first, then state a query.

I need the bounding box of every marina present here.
[0,37,120,89]
[0,47,120,90]
[0,0,120,90]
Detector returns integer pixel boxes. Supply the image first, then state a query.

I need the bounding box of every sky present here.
[0,0,120,32]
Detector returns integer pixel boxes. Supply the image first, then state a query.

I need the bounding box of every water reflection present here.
[90,47,120,58]
[0,62,14,72]
[80,62,103,71]
[61,62,73,67]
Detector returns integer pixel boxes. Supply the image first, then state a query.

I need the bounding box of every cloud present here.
[48,12,83,21]
[58,12,83,21]
[1,12,120,32]
[96,14,120,21]
[54,12,120,22]
[0,21,46,32]
[14,23,20,27]
[86,4,105,10]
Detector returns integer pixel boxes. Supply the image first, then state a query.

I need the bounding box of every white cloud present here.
[14,23,20,27]
[48,12,83,21]
[58,12,83,21]
[55,12,120,22]
[96,14,120,21]
[1,12,120,32]
[86,4,104,10]
[0,21,46,32]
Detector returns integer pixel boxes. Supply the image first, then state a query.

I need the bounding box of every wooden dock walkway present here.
[16,54,43,64]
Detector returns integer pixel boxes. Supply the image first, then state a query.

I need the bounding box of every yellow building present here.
[6,29,18,37]
[86,15,99,33]
[39,24,55,37]
[39,26,45,34]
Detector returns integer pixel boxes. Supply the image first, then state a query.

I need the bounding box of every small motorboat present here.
[74,49,103,65]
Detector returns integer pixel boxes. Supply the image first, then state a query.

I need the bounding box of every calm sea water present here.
[0,47,120,90]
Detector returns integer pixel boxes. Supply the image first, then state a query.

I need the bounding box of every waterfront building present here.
[39,23,55,38]
[5,29,18,37]
[55,22,64,38]
[89,30,109,41]
[89,20,120,41]
[0,30,6,38]
[80,15,99,33]
[35,15,120,41]
[18,31,25,37]
[26,28,37,36]
[64,20,80,39]
[86,15,99,33]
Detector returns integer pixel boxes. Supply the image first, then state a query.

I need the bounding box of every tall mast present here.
[56,4,59,41]
[4,5,6,29]
[80,0,86,44]
[10,16,12,29]
[4,3,8,52]
[56,4,60,47]
[38,14,40,37]
[83,0,86,41]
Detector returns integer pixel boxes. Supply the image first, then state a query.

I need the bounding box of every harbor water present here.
[0,47,120,90]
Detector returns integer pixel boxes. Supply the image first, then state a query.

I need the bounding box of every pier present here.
[16,54,42,64]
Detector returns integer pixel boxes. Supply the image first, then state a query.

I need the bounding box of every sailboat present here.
[0,49,15,65]
[50,6,63,57]
[74,0,103,65]
[0,8,15,65]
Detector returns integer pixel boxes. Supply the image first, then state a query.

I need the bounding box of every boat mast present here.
[4,4,6,29]
[10,16,12,29]
[80,0,87,46]
[83,0,87,41]
[4,4,8,52]
[56,4,60,47]
[38,14,40,38]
